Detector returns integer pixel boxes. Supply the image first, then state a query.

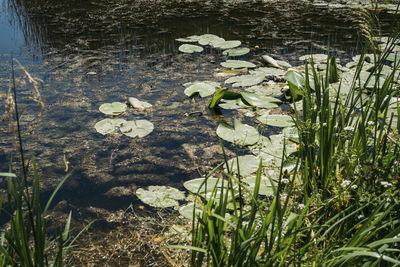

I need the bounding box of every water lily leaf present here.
[282,126,299,142]
[95,118,127,135]
[216,119,260,146]
[241,92,281,108]
[99,102,127,116]
[222,47,250,57]
[220,60,256,69]
[242,176,276,196]
[253,67,286,81]
[299,54,328,63]
[218,98,249,109]
[249,135,297,168]
[212,40,241,49]
[136,186,186,208]
[183,177,225,195]
[175,35,200,43]
[257,114,294,127]
[225,155,261,176]
[120,120,154,138]
[284,70,305,99]
[225,73,265,87]
[178,44,204,53]
[246,83,284,97]
[127,97,152,111]
[179,203,204,220]
[261,55,281,68]
[184,81,219,98]
[198,34,225,46]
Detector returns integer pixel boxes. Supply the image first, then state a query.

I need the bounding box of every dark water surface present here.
[0,0,397,214]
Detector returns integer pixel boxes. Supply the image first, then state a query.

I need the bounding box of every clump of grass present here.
[178,30,400,266]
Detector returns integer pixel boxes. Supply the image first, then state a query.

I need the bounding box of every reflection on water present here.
[0,0,397,214]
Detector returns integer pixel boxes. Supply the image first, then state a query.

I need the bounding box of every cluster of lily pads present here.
[135,33,400,219]
[94,97,154,138]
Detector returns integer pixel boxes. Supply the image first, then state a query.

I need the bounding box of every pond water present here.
[0,0,397,215]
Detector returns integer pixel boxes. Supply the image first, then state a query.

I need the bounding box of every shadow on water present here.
[0,0,399,223]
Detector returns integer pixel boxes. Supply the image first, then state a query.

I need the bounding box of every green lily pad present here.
[253,67,286,80]
[99,102,127,116]
[261,55,281,68]
[225,155,261,176]
[198,34,225,46]
[178,44,204,53]
[216,119,260,146]
[257,114,295,127]
[299,54,328,63]
[222,47,250,57]
[218,98,249,110]
[184,81,219,98]
[136,186,186,208]
[120,120,154,138]
[241,92,281,108]
[212,40,241,49]
[282,126,299,142]
[183,177,225,195]
[245,83,284,97]
[220,60,256,69]
[225,72,265,87]
[127,97,152,111]
[179,203,204,220]
[175,35,200,43]
[242,176,276,196]
[94,118,127,135]
[284,70,305,99]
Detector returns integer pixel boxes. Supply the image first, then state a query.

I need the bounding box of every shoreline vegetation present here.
[1,1,400,266]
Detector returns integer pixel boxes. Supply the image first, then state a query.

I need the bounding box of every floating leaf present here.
[282,126,299,142]
[261,55,281,68]
[127,97,152,111]
[241,92,281,108]
[179,203,204,219]
[184,177,225,195]
[242,176,276,196]
[99,102,127,116]
[225,155,261,176]
[175,35,200,43]
[198,34,225,46]
[225,73,265,87]
[284,70,305,99]
[299,54,328,63]
[220,60,256,69]
[212,40,241,49]
[184,81,219,98]
[136,186,186,208]
[222,47,250,57]
[218,98,249,109]
[216,119,260,146]
[246,83,284,97]
[178,44,204,53]
[257,114,295,127]
[95,118,127,135]
[253,67,286,81]
[120,120,154,138]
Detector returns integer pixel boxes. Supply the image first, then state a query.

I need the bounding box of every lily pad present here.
[218,98,249,110]
[136,186,186,208]
[257,114,295,127]
[222,47,250,57]
[183,177,225,195]
[253,67,286,81]
[212,40,241,49]
[99,102,127,116]
[299,54,328,63]
[120,120,154,138]
[242,176,276,196]
[94,118,127,135]
[225,72,265,87]
[179,203,204,220]
[198,34,225,46]
[261,55,281,68]
[245,83,284,97]
[225,155,261,176]
[184,81,219,98]
[241,92,281,109]
[216,119,260,146]
[175,35,200,43]
[127,97,152,111]
[282,126,299,142]
[220,60,256,69]
[178,44,204,53]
